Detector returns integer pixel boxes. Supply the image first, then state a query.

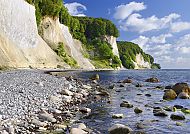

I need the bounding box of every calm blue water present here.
[78,70,190,134]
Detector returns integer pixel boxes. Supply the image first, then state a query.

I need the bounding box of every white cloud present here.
[114,2,146,20]
[131,34,190,68]
[65,2,87,16]
[171,22,190,33]
[121,13,180,33]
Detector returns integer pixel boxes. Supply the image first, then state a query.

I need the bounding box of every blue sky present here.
[64,0,190,69]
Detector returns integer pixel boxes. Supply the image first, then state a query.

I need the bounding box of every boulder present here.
[172,83,190,95]
[108,124,132,134]
[178,92,189,99]
[112,114,124,119]
[170,113,185,120]
[120,101,133,108]
[145,77,159,83]
[163,89,177,100]
[134,107,143,114]
[70,128,87,134]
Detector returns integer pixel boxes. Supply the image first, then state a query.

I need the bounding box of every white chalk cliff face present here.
[103,35,120,58]
[40,17,95,69]
[0,0,67,68]
[133,53,151,69]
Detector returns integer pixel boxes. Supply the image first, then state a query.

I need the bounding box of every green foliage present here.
[0,66,10,71]
[118,41,158,69]
[55,42,78,68]
[151,63,161,69]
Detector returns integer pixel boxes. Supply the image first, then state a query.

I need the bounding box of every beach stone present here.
[120,84,125,87]
[49,96,62,103]
[136,122,145,129]
[181,108,190,114]
[120,101,133,108]
[178,92,189,99]
[165,85,173,89]
[170,113,185,120]
[72,123,86,130]
[48,108,62,114]
[145,94,151,97]
[62,95,72,103]
[60,89,73,96]
[96,90,109,96]
[176,122,183,126]
[164,106,176,112]
[90,74,100,81]
[108,124,132,134]
[39,112,56,123]
[70,128,87,134]
[136,83,143,87]
[172,83,190,95]
[80,107,91,113]
[109,85,115,89]
[31,119,47,127]
[145,77,159,83]
[7,125,14,134]
[163,89,177,100]
[82,85,92,90]
[154,110,168,117]
[174,105,183,109]
[134,107,143,114]
[123,79,132,83]
[112,114,124,119]
[1,130,9,134]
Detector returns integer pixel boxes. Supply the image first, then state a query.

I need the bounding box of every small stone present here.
[145,77,160,83]
[60,89,73,96]
[134,107,143,114]
[108,124,132,134]
[49,96,62,103]
[120,102,133,108]
[170,113,185,120]
[145,94,151,97]
[90,74,100,81]
[136,122,145,129]
[72,123,86,130]
[136,83,143,87]
[174,105,183,109]
[31,119,47,127]
[39,112,57,123]
[154,111,168,117]
[176,122,183,126]
[120,84,125,87]
[123,79,132,83]
[70,128,87,134]
[82,85,92,90]
[1,130,9,134]
[48,108,62,114]
[80,107,91,113]
[112,114,124,119]
[181,108,190,114]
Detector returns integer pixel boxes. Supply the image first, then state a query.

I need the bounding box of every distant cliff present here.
[118,41,160,69]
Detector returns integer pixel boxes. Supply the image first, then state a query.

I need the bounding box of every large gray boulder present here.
[108,124,132,134]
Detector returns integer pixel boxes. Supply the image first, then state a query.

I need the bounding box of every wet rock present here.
[95,90,109,96]
[109,84,115,89]
[123,79,132,83]
[134,107,143,114]
[136,83,143,87]
[172,83,190,95]
[176,122,183,126]
[120,101,133,108]
[145,94,151,97]
[164,106,176,112]
[145,77,159,83]
[60,89,73,96]
[62,95,72,103]
[72,123,86,130]
[80,107,91,114]
[112,114,124,119]
[31,119,47,127]
[90,74,100,81]
[92,80,98,84]
[39,112,56,123]
[170,113,185,120]
[120,84,125,87]
[178,92,189,99]
[108,124,132,134]
[174,105,183,109]
[181,108,190,114]
[137,93,143,96]
[154,111,168,117]
[163,89,177,100]
[165,85,173,89]
[136,122,145,129]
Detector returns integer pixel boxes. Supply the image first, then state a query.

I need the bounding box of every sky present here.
[64,0,190,69]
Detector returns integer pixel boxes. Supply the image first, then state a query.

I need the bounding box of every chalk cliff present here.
[133,53,151,69]
[0,0,68,68]
[40,17,95,69]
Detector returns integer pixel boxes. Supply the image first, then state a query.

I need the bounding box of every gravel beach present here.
[0,70,100,134]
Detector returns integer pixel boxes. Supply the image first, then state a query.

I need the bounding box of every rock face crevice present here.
[133,53,151,69]
[0,0,68,68]
[40,17,95,69]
